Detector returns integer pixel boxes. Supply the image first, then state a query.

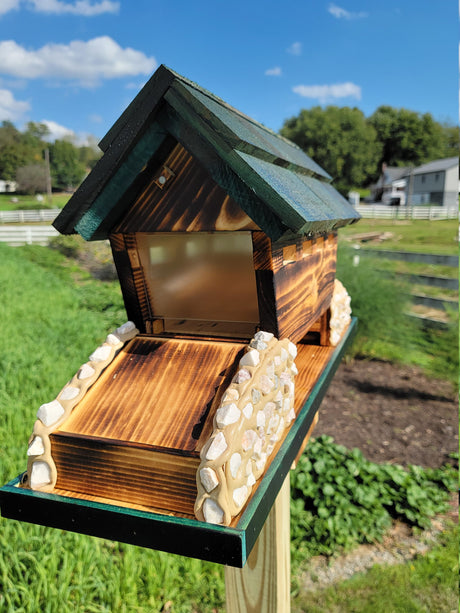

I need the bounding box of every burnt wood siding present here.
[113,143,259,233]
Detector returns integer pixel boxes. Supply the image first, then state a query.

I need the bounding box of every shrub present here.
[290,435,457,560]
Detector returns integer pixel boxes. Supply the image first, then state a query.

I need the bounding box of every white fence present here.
[0,209,60,223]
[0,225,60,246]
[354,204,458,220]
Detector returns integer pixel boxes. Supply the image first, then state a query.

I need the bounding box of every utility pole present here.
[44,148,52,206]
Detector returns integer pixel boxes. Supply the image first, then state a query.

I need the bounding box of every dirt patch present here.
[315,358,458,469]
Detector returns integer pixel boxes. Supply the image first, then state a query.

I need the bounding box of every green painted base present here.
[0,319,357,567]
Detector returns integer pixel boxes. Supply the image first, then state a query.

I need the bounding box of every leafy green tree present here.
[280,106,381,194]
[0,121,30,181]
[49,140,86,190]
[368,106,446,167]
[441,123,459,158]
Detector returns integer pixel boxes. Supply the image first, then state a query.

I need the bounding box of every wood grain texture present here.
[56,336,245,452]
[225,474,291,612]
[113,143,258,234]
[273,234,337,343]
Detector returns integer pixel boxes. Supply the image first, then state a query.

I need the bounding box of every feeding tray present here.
[0,320,356,567]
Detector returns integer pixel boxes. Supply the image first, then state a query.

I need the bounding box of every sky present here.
[0,0,457,146]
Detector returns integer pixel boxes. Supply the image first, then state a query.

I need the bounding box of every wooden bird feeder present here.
[1,66,359,587]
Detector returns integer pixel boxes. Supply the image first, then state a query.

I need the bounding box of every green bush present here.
[290,435,457,561]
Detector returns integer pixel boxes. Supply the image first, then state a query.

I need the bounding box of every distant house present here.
[0,179,17,193]
[371,164,410,205]
[370,158,459,206]
[408,157,458,207]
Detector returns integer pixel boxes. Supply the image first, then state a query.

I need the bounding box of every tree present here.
[280,106,381,194]
[16,164,47,194]
[49,140,86,190]
[368,106,446,167]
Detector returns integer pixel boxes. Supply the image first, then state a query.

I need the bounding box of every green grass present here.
[292,523,458,613]
[0,192,70,211]
[339,219,459,255]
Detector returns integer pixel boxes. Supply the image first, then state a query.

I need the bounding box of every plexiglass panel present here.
[136,232,259,336]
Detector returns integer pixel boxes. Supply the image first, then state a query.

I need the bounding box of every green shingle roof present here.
[54,65,359,241]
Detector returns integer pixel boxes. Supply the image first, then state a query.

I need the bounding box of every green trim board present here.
[0,319,356,568]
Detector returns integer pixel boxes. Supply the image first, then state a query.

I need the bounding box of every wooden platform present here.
[0,319,357,567]
[50,336,246,514]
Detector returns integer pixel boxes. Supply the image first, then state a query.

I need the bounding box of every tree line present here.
[280,105,459,195]
[0,121,101,194]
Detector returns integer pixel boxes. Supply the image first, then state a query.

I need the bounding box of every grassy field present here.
[0,193,70,211]
[0,231,457,611]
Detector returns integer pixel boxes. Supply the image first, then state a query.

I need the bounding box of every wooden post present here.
[225,475,291,613]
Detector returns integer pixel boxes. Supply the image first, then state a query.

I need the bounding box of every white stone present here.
[287,341,297,359]
[37,400,65,427]
[30,461,51,488]
[60,386,80,401]
[264,402,276,420]
[116,321,136,335]
[240,349,260,367]
[274,355,281,366]
[267,414,280,435]
[247,473,256,487]
[259,375,274,395]
[266,361,275,378]
[229,453,242,479]
[291,362,299,376]
[215,403,241,428]
[286,408,296,423]
[254,331,274,343]
[27,436,45,456]
[200,467,219,493]
[280,347,288,362]
[233,485,249,508]
[222,388,239,402]
[256,410,266,428]
[78,363,95,380]
[242,429,257,451]
[206,432,228,461]
[89,345,112,363]
[283,398,291,413]
[234,368,251,384]
[251,388,261,405]
[250,339,267,351]
[242,402,253,419]
[255,453,267,473]
[106,333,121,346]
[203,498,224,524]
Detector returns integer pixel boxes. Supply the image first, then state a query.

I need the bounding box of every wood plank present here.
[113,143,258,234]
[51,434,199,515]
[225,474,291,612]
[56,336,245,452]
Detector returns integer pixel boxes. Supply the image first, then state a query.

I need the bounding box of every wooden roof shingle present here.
[54,65,359,241]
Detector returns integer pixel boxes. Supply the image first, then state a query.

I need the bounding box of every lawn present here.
[0,192,70,211]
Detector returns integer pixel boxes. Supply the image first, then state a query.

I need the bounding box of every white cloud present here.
[328,3,368,20]
[0,88,30,121]
[0,37,157,86]
[0,0,118,16]
[40,119,75,141]
[265,66,282,77]
[0,0,20,15]
[293,82,362,103]
[28,0,120,16]
[287,42,302,56]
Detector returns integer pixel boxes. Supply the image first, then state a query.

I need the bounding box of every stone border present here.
[23,321,139,492]
[195,331,298,526]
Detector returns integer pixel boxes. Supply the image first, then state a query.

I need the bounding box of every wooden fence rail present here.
[0,225,60,246]
[0,209,60,223]
[354,204,458,220]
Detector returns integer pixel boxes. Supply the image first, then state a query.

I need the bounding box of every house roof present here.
[411,157,459,176]
[54,65,359,242]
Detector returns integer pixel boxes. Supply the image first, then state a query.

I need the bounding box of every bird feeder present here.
[0,66,359,583]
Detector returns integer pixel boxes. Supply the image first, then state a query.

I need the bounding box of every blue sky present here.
[0,0,457,145]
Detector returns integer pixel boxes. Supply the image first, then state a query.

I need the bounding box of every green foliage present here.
[368,106,449,167]
[280,106,380,194]
[290,436,457,560]
[49,139,86,190]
